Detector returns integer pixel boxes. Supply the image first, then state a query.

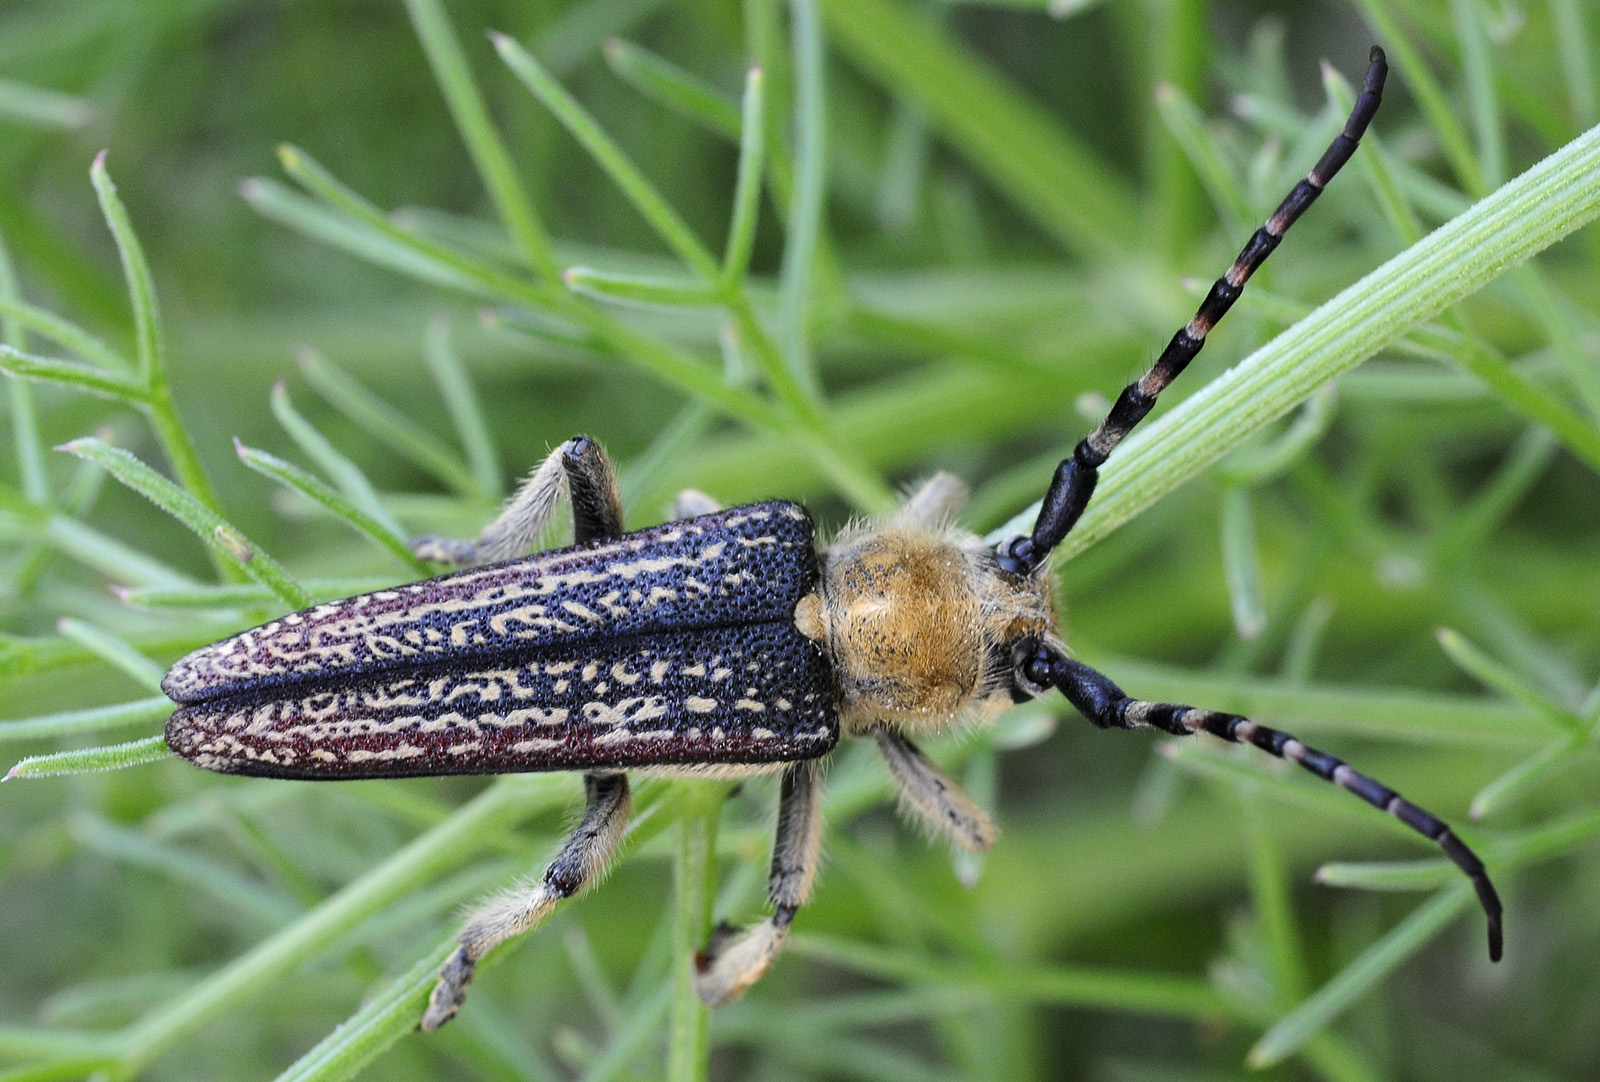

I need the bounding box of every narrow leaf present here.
[59,438,310,609]
[0,697,171,744]
[0,77,91,128]
[1248,884,1479,1067]
[424,316,502,497]
[0,297,129,372]
[271,380,401,531]
[0,345,147,402]
[234,440,431,574]
[491,32,721,279]
[298,352,486,499]
[563,267,721,308]
[603,38,741,140]
[5,734,173,781]
[55,618,165,692]
[403,0,559,278]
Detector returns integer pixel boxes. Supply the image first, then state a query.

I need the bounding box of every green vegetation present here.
[2,1,1598,1079]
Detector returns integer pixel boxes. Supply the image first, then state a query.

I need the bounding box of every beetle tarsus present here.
[420,947,476,1031]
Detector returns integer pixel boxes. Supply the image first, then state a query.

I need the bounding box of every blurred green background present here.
[2,0,1599,1080]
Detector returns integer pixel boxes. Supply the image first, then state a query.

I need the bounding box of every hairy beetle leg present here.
[411,434,622,565]
[876,727,996,853]
[421,773,631,1030]
[695,760,823,1005]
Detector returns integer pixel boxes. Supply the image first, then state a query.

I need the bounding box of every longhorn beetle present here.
[163,47,1501,1032]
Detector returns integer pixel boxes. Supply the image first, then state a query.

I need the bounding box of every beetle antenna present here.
[999,47,1388,574]
[1019,639,1503,961]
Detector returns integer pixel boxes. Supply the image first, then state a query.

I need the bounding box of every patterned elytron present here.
[164,502,836,776]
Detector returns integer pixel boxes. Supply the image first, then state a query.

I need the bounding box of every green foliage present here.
[1,2,1598,1081]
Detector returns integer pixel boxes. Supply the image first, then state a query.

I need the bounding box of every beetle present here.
[162,47,1501,1032]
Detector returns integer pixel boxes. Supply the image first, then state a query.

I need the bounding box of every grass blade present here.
[60,438,310,608]
[423,316,502,497]
[0,697,172,743]
[4,734,173,781]
[298,351,487,499]
[0,345,147,402]
[1248,884,1479,1067]
[820,0,1137,259]
[403,0,559,279]
[271,380,402,531]
[492,31,720,280]
[55,618,165,692]
[233,440,431,574]
[603,38,741,140]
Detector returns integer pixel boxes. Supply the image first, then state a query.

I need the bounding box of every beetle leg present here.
[895,472,968,529]
[694,759,822,1005]
[421,772,631,1031]
[874,727,997,853]
[411,435,623,565]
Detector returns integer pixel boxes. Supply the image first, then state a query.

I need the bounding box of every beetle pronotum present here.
[162,47,1501,1031]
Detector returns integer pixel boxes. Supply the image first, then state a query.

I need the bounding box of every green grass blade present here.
[54,618,165,692]
[789,935,1226,1017]
[270,380,403,531]
[1435,628,1585,735]
[117,776,570,1071]
[1349,0,1483,195]
[492,32,720,280]
[60,438,311,608]
[1468,737,1580,820]
[233,440,431,574]
[0,77,91,128]
[0,486,191,587]
[424,316,502,497]
[1213,386,1337,487]
[4,734,173,781]
[272,943,453,1082]
[0,227,47,509]
[1155,82,1252,229]
[563,267,722,308]
[1218,486,1266,641]
[820,0,1138,259]
[241,177,483,292]
[1315,858,1457,892]
[0,297,129,371]
[1247,883,1479,1067]
[403,0,559,279]
[777,0,826,399]
[667,790,718,1082]
[0,697,171,743]
[91,154,228,547]
[274,146,558,307]
[603,38,741,140]
[1451,0,1505,190]
[722,67,767,286]
[1550,0,1597,129]
[298,352,487,499]
[0,345,148,402]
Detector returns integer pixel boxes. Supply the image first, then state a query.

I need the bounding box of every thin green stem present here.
[667,788,719,1082]
[403,0,559,279]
